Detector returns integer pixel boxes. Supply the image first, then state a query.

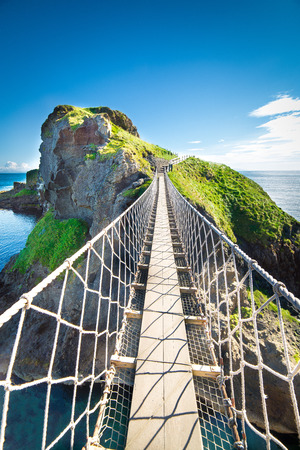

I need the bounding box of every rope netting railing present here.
[0,174,157,450]
[165,172,300,450]
[169,154,191,166]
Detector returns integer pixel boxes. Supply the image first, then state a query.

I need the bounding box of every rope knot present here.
[65,258,73,269]
[223,397,232,407]
[21,294,33,310]
[273,282,286,296]
[249,259,258,269]
[233,441,245,450]
[228,416,237,429]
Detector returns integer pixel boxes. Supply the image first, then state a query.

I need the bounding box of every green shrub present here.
[26,169,39,188]
[122,180,152,199]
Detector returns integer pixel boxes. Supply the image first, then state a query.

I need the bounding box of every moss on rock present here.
[42,104,140,136]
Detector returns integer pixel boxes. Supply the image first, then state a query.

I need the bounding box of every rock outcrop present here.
[0,105,163,383]
[39,106,148,236]
[0,170,42,214]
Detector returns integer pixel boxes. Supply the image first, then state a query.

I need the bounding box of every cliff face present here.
[0,105,173,382]
[39,105,153,236]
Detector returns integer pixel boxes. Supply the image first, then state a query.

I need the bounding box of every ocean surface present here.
[0,172,299,449]
[0,173,38,271]
[240,170,300,222]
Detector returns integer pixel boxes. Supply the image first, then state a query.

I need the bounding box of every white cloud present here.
[218,139,225,143]
[188,140,202,144]
[250,94,300,117]
[212,95,300,170]
[0,161,30,172]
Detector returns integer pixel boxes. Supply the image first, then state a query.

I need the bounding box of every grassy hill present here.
[168,157,300,248]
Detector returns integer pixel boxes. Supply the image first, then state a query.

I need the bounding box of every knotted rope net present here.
[0,174,157,450]
[165,172,300,450]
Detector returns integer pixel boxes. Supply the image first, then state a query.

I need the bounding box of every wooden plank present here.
[126,174,203,449]
[125,310,143,319]
[131,282,146,290]
[184,315,207,325]
[192,364,221,378]
[137,262,149,269]
[176,266,191,272]
[110,355,136,369]
[173,252,185,258]
[179,286,198,294]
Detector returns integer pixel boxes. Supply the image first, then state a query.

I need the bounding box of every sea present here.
[0,171,299,449]
[0,173,39,271]
[240,171,300,222]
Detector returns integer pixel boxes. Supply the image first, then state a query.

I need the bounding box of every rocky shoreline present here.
[0,171,42,215]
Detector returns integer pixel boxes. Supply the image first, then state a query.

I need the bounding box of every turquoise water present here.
[0,173,38,271]
[0,380,103,449]
[0,173,27,191]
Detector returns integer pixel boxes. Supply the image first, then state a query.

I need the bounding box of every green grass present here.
[87,123,175,175]
[168,157,300,246]
[294,351,300,363]
[13,210,89,273]
[15,189,37,197]
[122,180,152,199]
[247,288,299,324]
[85,153,96,161]
[56,106,97,131]
[46,105,175,174]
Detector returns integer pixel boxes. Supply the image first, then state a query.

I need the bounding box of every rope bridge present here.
[0,171,299,449]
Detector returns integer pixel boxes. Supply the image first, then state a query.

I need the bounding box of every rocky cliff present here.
[0,169,42,214]
[39,105,172,236]
[0,105,174,382]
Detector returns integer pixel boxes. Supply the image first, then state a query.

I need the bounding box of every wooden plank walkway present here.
[126,174,203,449]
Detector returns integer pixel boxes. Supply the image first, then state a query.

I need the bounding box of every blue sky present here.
[0,0,299,172]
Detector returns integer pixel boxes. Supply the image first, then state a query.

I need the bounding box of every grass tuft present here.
[13,211,89,273]
[15,189,37,197]
[122,180,152,199]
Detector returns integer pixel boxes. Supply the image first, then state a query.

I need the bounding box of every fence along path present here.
[0,168,299,449]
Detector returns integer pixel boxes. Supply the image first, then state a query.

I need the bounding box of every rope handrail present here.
[164,173,300,311]
[165,172,300,450]
[0,175,157,329]
[0,173,158,449]
[169,154,191,165]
